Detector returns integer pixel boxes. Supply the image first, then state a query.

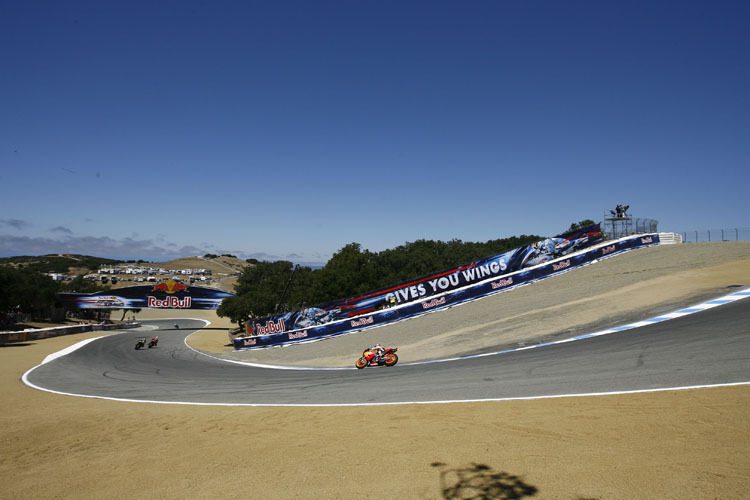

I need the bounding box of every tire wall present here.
[0,322,141,345]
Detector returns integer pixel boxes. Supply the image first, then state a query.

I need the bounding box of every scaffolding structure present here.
[602,207,658,240]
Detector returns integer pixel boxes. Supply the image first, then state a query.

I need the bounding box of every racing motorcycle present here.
[135,337,147,350]
[148,336,159,348]
[356,347,398,369]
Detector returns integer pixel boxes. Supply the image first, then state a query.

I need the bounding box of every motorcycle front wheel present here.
[355,356,368,369]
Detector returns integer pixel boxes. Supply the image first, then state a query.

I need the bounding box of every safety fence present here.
[0,321,141,345]
[234,233,661,350]
[679,227,750,243]
[602,217,659,240]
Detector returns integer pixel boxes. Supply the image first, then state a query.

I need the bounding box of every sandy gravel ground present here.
[1,241,749,499]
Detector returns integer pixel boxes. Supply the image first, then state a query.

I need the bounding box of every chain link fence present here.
[678,227,750,243]
[601,215,659,240]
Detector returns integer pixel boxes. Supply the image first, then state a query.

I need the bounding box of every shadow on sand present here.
[0,342,36,348]
[431,462,538,499]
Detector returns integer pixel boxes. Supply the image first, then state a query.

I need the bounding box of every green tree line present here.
[0,268,107,328]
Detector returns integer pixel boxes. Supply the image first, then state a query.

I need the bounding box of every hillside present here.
[146,255,249,275]
[1,253,249,275]
[0,253,250,294]
[216,241,750,366]
[0,254,120,274]
[107,256,249,293]
[4,241,749,500]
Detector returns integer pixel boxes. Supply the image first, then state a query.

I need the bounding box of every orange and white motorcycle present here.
[356,347,398,369]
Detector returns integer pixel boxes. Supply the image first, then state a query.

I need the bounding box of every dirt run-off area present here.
[1,242,749,499]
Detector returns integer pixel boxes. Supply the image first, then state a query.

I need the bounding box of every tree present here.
[567,219,597,233]
[308,243,373,304]
[217,295,256,325]
[218,260,298,321]
[0,267,59,324]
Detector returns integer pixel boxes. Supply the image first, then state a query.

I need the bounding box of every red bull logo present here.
[254,319,285,335]
[490,277,513,289]
[288,330,308,340]
[152,279,189,294]
[421,297,446,309]
[148,296,192,308]
[601,244,616,255]
[552,259,571,271]
[350,316,374,327]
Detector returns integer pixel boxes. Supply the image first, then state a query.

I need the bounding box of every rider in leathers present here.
[369,343,385,362]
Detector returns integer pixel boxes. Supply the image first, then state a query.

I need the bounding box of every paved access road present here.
[25,299,750,405]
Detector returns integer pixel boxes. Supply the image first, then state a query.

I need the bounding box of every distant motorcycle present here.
[356,347,398,369]
[148,336,159,348]
[135,337,147,350]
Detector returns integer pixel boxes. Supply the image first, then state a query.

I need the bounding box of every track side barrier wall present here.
[0,322,141,345]
[234,233,660,350]
[248,225,605,335]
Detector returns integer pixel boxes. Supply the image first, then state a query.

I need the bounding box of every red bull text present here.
[148,296,192,308]
[254,319,285,335]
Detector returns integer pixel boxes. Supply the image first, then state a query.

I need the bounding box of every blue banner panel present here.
[234,232,659,350]
[58,281,234,310]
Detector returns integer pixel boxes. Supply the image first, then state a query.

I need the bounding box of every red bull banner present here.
[247,224,604,335]
[58,280,234,310]
[234,233,660,350]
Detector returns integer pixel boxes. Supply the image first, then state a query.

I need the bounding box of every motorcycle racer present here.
[369,343,385,361]
[356,344,398,369]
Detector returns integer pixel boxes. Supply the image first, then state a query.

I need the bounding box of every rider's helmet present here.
[374,343,383,350]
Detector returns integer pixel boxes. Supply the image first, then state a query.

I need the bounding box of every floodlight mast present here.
[275,264,300,314]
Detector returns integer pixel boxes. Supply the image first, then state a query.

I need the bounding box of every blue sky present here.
[1,1,748,264]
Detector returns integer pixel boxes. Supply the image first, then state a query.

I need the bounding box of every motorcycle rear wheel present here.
[355,356,368,369]
[384,353,398,366]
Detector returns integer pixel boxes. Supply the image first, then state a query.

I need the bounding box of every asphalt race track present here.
[24,299,750,406]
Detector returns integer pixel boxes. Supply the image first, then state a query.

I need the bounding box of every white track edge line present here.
[18,376,750,407]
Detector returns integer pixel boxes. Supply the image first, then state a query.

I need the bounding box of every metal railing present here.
[601,213,659,240]
[677,227,750,243]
